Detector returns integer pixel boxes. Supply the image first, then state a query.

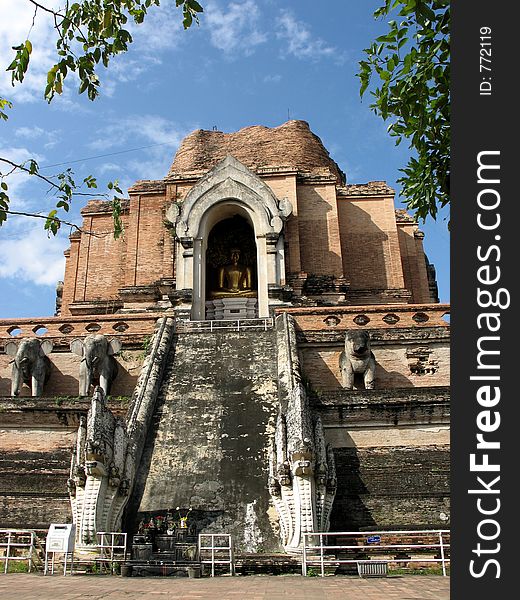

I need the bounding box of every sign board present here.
[366,535,381,544]
[46,523,76,553]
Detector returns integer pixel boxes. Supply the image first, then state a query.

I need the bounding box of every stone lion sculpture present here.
[339,330,376,389]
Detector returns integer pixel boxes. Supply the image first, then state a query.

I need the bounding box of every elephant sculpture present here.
[5,338,54,397]
[70,334,122,396]
[339,330,376,390]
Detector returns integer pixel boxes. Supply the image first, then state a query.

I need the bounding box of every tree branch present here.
[4,209,108,237]
[0,157,100,198]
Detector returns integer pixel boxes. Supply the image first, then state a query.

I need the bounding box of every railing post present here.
[4,531,10,574]
[439,530,447,576]
[320,533,325,577]
[211,535,215,577]
[302,534,307,576]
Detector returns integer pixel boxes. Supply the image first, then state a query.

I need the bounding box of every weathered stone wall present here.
[0,398,127,529]
[0,400,84,528]
[330,446,450,530]
[314,387,450,530]
[128,329,281,552]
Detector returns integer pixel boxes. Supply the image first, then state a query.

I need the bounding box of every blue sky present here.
[0,0,449,318]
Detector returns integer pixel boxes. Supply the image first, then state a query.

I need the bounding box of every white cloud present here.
[263,74,282,84]
[204,0,267,56]
[0,1,186,103]
[0,221,67,286]
[15,126,60,149]
[276,10,346,64]
[0,0,61,102]
[0,145,43,205]
[88,114,186,151]
[85,114,191,183]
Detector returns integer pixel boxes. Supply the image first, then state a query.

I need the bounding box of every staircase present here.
[128,327,281,552]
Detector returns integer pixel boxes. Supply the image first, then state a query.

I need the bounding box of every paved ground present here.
[0,573,449,599]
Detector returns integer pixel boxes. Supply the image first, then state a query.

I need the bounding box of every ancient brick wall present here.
[296,182,344,278]
[128,329,281,552]
[0,349,143,398]
[300,333,450,391]
[61,208,130,314]
[276,305,450,390]
[337,195,405,291]
[0,398,127,529]
[315,387,450,530]
[262,174,300,277]
[0,314,156,397]
[0,401,84,528]
[397,220,432,303]
[330,447,450,530]
[123,193,172,288]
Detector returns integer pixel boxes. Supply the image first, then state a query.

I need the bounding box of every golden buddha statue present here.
[210,248,257,298]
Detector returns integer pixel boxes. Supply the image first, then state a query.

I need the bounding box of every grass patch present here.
[390,566,450,576]
[5,561,30,573]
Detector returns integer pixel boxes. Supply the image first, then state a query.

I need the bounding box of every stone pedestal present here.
[205,298,257,320]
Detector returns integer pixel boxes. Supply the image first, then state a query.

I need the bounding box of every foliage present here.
[358,0,450,222]
[5,560,30,573]
[0,1,203,236]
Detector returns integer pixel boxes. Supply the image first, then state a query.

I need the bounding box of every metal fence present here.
[95,532,128,573]
[176,317,273,333]
[198,534,235,577]
[0,529,45,573]
[42,531,128,575]
[302,529,450,577]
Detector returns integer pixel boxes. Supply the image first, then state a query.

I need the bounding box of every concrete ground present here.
[0,573,449,599]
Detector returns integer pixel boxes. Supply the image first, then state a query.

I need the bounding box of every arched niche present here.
[206,215,257,302]
[172,156,290,320]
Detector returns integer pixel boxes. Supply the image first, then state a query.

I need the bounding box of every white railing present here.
[302,530,450,577]
[68,532,128,575]
[176,318,273,333]
[43,531,128,575]
[95,532,128,574]
[198,534,234,577]
[0,529,43,573]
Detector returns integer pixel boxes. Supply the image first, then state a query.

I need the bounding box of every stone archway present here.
[169,156,292,320]
[205,215,257,301]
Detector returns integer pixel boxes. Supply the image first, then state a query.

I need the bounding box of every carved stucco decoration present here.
[68,387,130,546]
[165,155,293,240]
[5,338,53,397]
[270,313,337,553]
[68,317,175,547]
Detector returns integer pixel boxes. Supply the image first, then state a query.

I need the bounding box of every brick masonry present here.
[0,398,125,528]
[0,121,450,543]
[56,121,436,314]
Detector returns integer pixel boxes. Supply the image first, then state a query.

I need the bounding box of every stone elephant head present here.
[5,338,54,397]
[70,334,122,397]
